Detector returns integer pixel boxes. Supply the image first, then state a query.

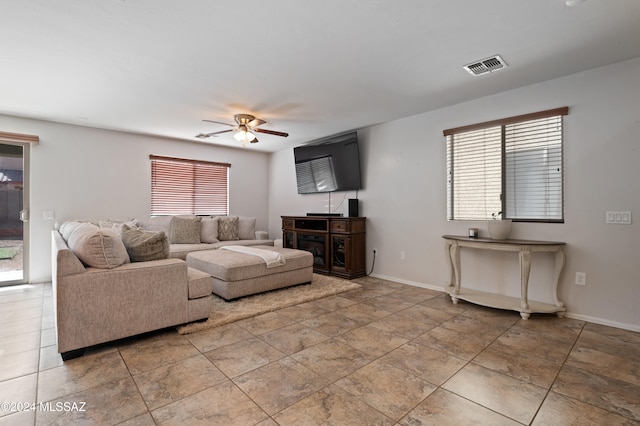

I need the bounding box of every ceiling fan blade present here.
[247,118,266,128]
[196,129,233,138]
[254,128,289,137]
[250,137,259,143]
[203,119,234,127]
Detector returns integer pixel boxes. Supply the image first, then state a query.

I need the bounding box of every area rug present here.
[177,274,361,334]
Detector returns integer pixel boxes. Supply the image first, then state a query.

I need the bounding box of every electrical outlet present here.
[575,272,587,286]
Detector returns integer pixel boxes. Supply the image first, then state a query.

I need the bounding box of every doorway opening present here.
[0,143,26,284]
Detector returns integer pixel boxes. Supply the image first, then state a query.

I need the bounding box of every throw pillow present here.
[217,216,239,241]
[170,216,202,244]
[66,224,130,269]
[200,217,219,243]
[136,216,172,236]
[238,216,257,240]
[121,225,170,262]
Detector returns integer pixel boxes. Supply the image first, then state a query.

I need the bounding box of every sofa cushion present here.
[238,216,257,240]
[200,217,219,243]
[170,216,201,244]
[66,224,130,269]
[187,267,212,299]
[218,216,239,241]
[137,216,172,236]
[121,225,170,262]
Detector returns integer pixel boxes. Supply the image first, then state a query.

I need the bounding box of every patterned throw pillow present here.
[169,216,202,244]
[217,216,239,241]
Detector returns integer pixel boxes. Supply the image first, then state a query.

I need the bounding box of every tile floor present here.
[1,277,639,425]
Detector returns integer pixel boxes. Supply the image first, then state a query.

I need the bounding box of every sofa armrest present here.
[55,258,188,354]
[255,230,269,240]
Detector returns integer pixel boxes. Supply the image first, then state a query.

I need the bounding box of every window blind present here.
[445,107,567,222]
[150,155,230,216]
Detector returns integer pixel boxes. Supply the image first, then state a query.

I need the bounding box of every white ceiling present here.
[2,0,640,152]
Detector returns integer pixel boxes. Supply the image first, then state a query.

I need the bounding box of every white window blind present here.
[150,155,230,216]
[445,107,568,222]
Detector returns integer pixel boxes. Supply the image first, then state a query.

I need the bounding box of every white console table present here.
[442,235,567,319]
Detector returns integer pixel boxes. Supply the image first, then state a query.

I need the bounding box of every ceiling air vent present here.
[463,55,508,76]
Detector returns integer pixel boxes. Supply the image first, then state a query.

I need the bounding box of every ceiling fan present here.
[196,114,289,145]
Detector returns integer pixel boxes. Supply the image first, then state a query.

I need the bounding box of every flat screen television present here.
[294,132,362,194]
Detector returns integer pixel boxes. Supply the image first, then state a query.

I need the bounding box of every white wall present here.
[0,116,270,282]
[268,57,640,330]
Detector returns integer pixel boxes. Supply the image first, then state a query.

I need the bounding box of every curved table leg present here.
[519,247,532,315]
[553,249,566,309]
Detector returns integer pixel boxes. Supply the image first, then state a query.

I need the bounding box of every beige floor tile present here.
[0,305,41,324]
[39,345,65,371]
[35,377,147,426]
[258,323,329,355]
[185,322,254,353]
[400,388,520,426]
[532,391,638,425]
[119,331,200,375]
[0,316,41,339]
[336,324,408,357]
[118,412,157,426]
[368,309,439,340]
[418,293,470,315]
[0,373,37,419]
[273,384,395,426]
[203,337,284,377]
[301,311,363,337]
[389,286,442,303]
[233,357,327,415]
[567,345,640,387]
[0,329,41,356]
[291,339,376,382]
[235,311,294,335]
[357,294,415,312]
[0,410,35,425]
[37,350,130,403]
[413,315,507,360]
[335,360,436,421]
[443,363,547,424]
[552,364,640,421]
[576,325,640,360]
[133,354,227,410]
[152,381,268,426]
[382,341,467,386]
[335,302,392,324]
[308,294,358,312]
[0,348,39,382]
[276,301,330,321]
[472,326,572,388]
[39,327,55,348]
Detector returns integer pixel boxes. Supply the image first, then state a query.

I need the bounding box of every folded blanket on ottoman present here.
[220,245,285,268]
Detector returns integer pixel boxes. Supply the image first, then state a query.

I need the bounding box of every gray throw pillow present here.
[238,217,256,240]
[66,223,130,269]
[218,216,239,241]
[121,225,170,262]
[170,216,201,244]
[200,217,219,243]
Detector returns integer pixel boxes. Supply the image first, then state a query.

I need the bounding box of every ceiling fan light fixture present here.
[233,130,256,142]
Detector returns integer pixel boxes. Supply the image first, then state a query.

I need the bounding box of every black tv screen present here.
[294,132,362,194]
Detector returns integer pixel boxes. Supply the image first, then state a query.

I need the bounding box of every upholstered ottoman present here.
[186,245,313,300]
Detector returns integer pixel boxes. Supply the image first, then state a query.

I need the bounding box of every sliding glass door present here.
[0,142,27,285]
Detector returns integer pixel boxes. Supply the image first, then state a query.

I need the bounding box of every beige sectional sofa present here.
[52,215,272,360]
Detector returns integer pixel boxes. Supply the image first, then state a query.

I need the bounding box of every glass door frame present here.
[0,140,30,286]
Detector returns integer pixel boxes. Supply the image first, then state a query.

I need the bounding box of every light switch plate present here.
[606,211,631,224]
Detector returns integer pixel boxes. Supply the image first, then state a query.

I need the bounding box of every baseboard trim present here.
[369,273,640,333]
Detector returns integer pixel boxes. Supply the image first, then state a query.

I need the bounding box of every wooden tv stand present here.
[282,216,366,279]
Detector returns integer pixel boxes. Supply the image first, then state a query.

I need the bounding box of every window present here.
[150,155,230,216]
[444,107,568,222]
